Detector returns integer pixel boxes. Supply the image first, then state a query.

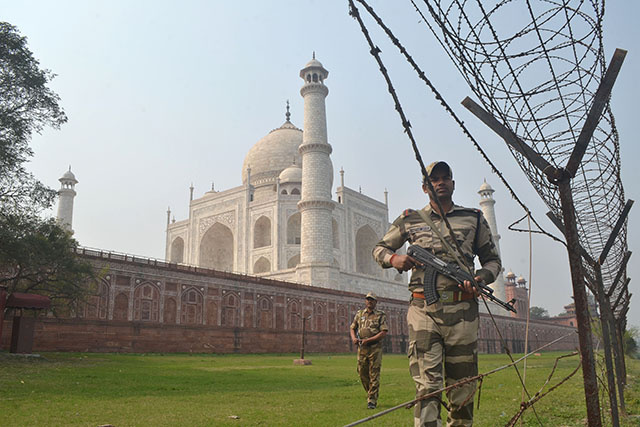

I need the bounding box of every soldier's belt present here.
[412,291,474,303]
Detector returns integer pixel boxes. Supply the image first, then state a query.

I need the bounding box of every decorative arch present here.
[133,282,160,322]
[287,300,301,330]
[199,222,234,271]
[221,291,240,327]
[313,302,326,331]
[287,254,300,269]
[281,189,288,195]
[337,305,348,331]
[355,225,379,276]
[253,216,271,248]
[181,287,203,325]
[170,237,184,263]
[113,293,129,321]
[290,188,300,195]
[84,279,109,319]
[257,297,273,329]
[287,213,301,244]
[253,256,271,274]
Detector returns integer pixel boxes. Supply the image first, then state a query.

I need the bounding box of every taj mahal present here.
[159,56,507,303]
[163,56,408,300]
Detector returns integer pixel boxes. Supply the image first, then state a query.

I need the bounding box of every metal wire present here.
[413,0,628,319]
[346,0,630,423]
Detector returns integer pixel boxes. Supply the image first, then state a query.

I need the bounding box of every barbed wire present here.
[412,0,628,319]
[347,0,556,423]
[344,332,578,426]
[345,0,629,423]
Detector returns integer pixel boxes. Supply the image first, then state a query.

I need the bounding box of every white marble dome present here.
[242,120,303,186]
[279,162,302,184]
[60,168,78,183]
[478,180,494,194]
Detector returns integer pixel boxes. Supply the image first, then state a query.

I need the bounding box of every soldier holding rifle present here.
[373,161,502,426]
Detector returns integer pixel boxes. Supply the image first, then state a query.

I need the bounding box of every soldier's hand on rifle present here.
[390,254,421,272]
[459,276,482,297]
[352,336,361,346]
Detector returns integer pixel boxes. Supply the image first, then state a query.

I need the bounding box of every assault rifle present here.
[406,245,517,313]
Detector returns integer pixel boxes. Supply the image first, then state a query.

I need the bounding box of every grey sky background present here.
[4,1,638,326]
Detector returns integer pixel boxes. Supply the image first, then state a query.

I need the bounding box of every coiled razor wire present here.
[411,0,628,319]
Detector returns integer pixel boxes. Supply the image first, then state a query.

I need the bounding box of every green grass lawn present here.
[1,351,639,426]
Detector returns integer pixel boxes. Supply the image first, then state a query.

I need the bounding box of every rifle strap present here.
[416,208,469,274]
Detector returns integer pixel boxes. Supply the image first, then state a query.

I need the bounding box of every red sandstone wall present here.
[0,317,382,354]
[0,252,579,354]
[0,315,578,355]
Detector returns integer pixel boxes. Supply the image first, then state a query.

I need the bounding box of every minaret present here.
[296,55,336,286]
[478,180,506,303]
[504,270,517,317]
[56,166,78,232]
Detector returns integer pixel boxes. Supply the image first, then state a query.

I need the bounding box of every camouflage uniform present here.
[373,205,500,426]
[350,308,389,406]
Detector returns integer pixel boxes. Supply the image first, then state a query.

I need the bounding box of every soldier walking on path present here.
[350,292,389,409]
[373,161,501,426]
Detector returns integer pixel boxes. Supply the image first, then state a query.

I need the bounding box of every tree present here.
[623,326,638,357]
[0,214,94,311]
[0,22,93,310]
[529,306,550,319]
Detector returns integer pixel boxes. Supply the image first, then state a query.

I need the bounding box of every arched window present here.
[199,222,234,271]
[312,73,318,82]
[288,300,300,329]
[306,74,311,82]
[290,188,300,195]
[253,216,271,248]
[222,292,240,327]
[281,189,288,195]
[355,225,379,276]
[337,306,348,330]
[314,303,326,331]
[253,256,271,274]
[133,282,160,322]
[257,297,273,329]
[287,213,301,244]
[84,279,109,319]
[170,237,184,263]
[181,288,203,325]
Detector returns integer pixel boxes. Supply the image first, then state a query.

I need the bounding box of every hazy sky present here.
[4,1,638,327]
